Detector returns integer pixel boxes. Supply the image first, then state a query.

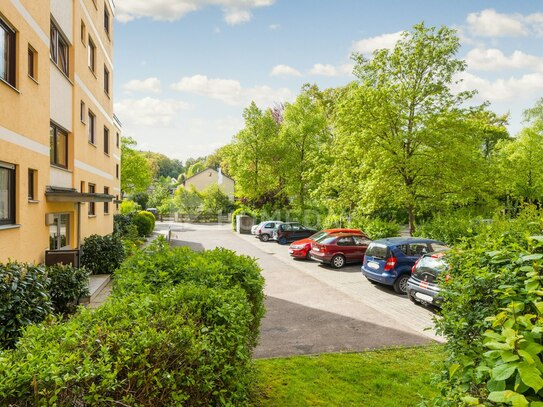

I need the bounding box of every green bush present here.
[114,238,265,346]
[433,207,543,405]
[347,217,400,239]
[80,234,125,274]
[46,264,90,314]
[132,211,154,236]
[0,284,255,406]
[416,210,486,245]
[119,199,140,214]
[139,210,156,230]
[0,263,52,349]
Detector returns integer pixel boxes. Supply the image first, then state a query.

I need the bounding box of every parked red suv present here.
[310,233,372,269]
[289,229,365,259]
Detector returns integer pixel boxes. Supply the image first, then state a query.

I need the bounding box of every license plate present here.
[415,292,433,303]
[367,261,379,270]
[420,281,429,289]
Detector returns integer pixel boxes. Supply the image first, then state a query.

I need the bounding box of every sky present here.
[112,0,543,163]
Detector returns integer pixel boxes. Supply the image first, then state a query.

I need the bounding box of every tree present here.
[223,102,282,204]
[121,137,152,195]
[147,179,171,209]
[202,184,233,215]
[279,92,328,211]
[173,186,203,218]
[335,23,484,234]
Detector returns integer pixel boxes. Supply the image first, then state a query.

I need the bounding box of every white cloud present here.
[270,64,302,77]
[114,97,189,127]
[269,24,280,30]
[307,63,353,77]
[171,74,293,106]
[454,71,543,102]
[466,9,543,38]
[352,31,403,54]
[122,77,161,94]
[115,0,274,24]
[465,48,543,71]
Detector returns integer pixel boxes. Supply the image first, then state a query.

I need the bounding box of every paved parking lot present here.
[160,222,443,358]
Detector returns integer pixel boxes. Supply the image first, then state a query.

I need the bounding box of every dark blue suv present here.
[361,237,447,294]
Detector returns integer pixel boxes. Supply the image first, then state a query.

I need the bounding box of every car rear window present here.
[412,255,448,281]
[319,236,337,245]
[312,232,330,241]
[365,243,389,259]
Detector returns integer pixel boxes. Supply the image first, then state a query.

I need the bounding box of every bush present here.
[0,284,255,406]
[114,238,265,346]
[416,210,486,245]
[433,207,543,405]
[80,234,125,274]
[119,199,140,214]
[132,211,154,236]
[139,210,156,231]
[46,264,90,314]
[347,217,401,239]
[0,263,52,349]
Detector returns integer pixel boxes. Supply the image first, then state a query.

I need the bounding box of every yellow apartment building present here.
[0,0,120,264]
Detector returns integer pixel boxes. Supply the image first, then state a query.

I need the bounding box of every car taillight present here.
[319,245,327,253]
[384,257,397,271]
[411,258,420,274]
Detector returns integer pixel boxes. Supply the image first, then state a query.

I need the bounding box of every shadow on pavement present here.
[169,237,205,252]
[254,296,434,359]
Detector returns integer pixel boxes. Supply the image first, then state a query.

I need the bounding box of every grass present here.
[251,344,444,406]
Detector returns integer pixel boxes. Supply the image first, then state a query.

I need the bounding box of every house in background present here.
[184,168,235,201]
[0,0,120,264]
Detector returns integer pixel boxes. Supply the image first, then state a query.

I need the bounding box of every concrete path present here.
[161,222,442,359]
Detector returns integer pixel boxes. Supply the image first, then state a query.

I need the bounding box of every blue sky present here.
[113,0,543,162]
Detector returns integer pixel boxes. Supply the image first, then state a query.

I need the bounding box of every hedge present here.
[0,284,254,406]
[114,238,265,346]
[80,234,125,275]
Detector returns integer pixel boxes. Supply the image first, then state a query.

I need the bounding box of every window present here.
[115,195,119,210]
[104,5,110,35]
[80,21,86,44]
[88,110,96,144]
[28,169,36,200]
[116,132,119,148]
[104,126,109,154]
[50,123,68,168]
[28,46,37,79]
[80,101,86,123]
[49,213,69,249]
[80,181,85,192]
[88,184,95,215]
[88,37,95,72]
[115,164,119,179]
[104,186,109,214]
[0,18,16,87]
[337,237,354,246]
[50,21,69,76]
[104,66,109,94]
[0,162,16,225]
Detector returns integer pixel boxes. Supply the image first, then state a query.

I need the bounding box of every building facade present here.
[0,0,120,264]
[184,168,235,201]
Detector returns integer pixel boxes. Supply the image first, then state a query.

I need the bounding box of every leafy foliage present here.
[121,136,152,194]
[132,211,154,236]
[202,183,234,215]
[46,264,90,314]
[119,199,140,214]
[434,207,543,405]
[114,238,265,346]
[80,234,125,274]
[0,263,52,348]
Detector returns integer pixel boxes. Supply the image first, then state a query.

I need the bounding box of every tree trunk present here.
[408,205,415,236]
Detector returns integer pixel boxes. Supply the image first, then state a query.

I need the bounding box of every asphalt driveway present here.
[160,222,441,358]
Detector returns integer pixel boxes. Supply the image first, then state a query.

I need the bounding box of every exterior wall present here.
[0,0,119,264]
[185,169,235,201]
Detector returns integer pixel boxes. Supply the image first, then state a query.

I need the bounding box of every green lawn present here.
[252,345,444,406]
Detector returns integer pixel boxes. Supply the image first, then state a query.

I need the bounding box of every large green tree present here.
[121,137,152,195]
[335,23,487,233]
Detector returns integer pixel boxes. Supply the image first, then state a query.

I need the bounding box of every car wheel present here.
[393,274,410,294]
[278,236,287,245]
[331,255,346,269]
[260,234,270,242]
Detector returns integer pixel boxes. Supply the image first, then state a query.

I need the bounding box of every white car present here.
[251,222,264,235]
[255,220,283,242]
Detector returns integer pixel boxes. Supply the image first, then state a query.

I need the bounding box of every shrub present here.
[80,234,125,275]
[0,263,52,348]
[132,211,154,236]
[114,238,265,346]
[119,199,140,214]
[0,284,255,406]
[433,207,543,405]
[416,210,486,245]
[348,217,401,239]
[46,264,90,314]
[139,210,156,230]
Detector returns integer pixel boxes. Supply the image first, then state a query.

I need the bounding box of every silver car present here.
[256,220,283,242]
